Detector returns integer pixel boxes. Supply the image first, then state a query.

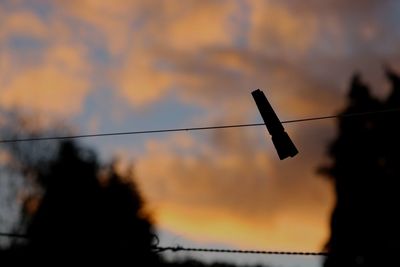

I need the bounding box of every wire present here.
[282,108,400,123]
[154,246,329,256]
[0,123,264,143]
[0,108,399,144]
[0,232,327,256]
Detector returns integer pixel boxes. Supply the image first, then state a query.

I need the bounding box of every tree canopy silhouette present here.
[321,68,400,266]
[30,141,160,264]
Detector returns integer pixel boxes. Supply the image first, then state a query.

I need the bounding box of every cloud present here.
[3,0,389,116]
[0,44,91,117]
[109,0,400,113]
[116,50,173,107]
[0,9,47,40]
[55,0,140,54]
[134,124,334,250]
[66,0,234,52]
[0,5,93,118]
[3,0,399,115]
[0,149,13,165]
[156,201,329,250]
[250,0,319,58]
[148,1,235,51]
[95,0,346,117]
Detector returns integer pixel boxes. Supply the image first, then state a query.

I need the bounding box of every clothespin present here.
[251,89,298,160]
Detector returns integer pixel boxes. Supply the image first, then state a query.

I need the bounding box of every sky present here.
[1,1,400,266]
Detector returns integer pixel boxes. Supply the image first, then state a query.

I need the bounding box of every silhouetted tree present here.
[29,141,160,265]
[321,69,400,266]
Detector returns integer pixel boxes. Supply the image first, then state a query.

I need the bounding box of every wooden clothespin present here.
[252,89,298,160]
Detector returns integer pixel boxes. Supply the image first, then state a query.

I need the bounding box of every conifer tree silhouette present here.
[322,69,400,266]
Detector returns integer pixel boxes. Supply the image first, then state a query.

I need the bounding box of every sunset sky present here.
[1,1,400,266]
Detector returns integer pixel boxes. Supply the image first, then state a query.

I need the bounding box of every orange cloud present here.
[102,0,389,115]
[0,44,91,117]
[250,1,318,57]
[0,149,13,165]
[116,50,173,107]
[157,202,330,250]
[5,0,342,116]
[155,1,235,50]
[56,0,139,54]
[2,0,395,115]
[0,10,47,40]
[134,127,334,251]
[0,5,93,118]
[60,1,235,52]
